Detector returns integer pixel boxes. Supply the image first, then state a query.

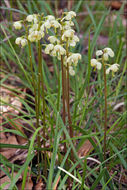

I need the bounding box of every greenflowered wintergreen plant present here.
[44,11,81,155]
[13,10,81,177]
[90,47,119,161]
[13,13,52,177]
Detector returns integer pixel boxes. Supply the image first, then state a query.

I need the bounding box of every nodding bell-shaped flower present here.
[54,45,66,55]
[67,53,81,66]
[64,11,76,20]
[21,39,27,47]
[45,44,54,54]
[46,15,55,21]
[69,35,79,47]
[48,36,60,44]
[96,50,103,56]
[44,20,52,29]
[15,37,22,45]
[69,66,75,76]
[90,59,102,70]
[106,64,119,74]
[63,20,74,30]
[103,47,114,61]
[26,15,34,22]
[29,24,39,34]
[50,20,62,29]
[62,29,75,41]
[28,31,42,42]
[15,37,27,47]
[13,21,22,30]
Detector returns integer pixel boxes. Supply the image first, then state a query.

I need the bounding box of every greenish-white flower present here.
[15,37,22,45]
[96,50,103,56]
[69,35,79,47]
[90,59,102,70]
[13,21,22,30]
[67,53,81,66]
[51,20,62,29]
[62,29,75,41]
[46,15,55,21]
[48,36,60,44]
[28,31,42,42]
[21,39,27,47]
[45,44,54,54]
[44,20,52,29]
[64,11,76,20]
[103,47,114,61]
[26,15,34,22]
[54,45,66,55]
[63,20,74,30]
[29,24,38,34]
[106,63,119,74]
[69,66,75,76]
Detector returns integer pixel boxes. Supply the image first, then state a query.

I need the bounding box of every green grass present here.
[0,0,126,189]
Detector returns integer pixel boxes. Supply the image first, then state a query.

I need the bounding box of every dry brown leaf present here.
[0,175,11,190]
[17,171,33,190]
[0,172,21,190]
[34,179,44,190]
[25,176,33,190]
[0,135,18,159]
[111,1,122,10]
[78,139,94,157]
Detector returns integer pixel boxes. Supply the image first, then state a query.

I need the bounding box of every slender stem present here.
[27,37,41,176]
[102,58,107,161]
[60,28,67,153]
[10,0,13,29]
[61,55,67,153]
[68,0,73,10]
[55,0,58,17]
[38,41,47,176]
[66,40,73,140]
[27,40,39,130]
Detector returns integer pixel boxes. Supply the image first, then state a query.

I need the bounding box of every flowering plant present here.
[13,10,81,174]
[90,47,119,160]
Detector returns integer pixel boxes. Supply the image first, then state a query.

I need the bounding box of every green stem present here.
[66,40,73,140]
[38,41,47,176]
[10,0,13,29]
[27,38,41,176]
[60,28,67,153]
[102,58,107,161]
[61,55,67,153]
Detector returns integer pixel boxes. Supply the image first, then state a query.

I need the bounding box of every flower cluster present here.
[13,11,81,75]
[44,11,81,76]
[90,47,119,75]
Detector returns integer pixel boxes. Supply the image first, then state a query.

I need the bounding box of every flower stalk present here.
[90,47,119,161]
[61,54,67,153]
[66,39,73,140]
[38,41,47,176]
[27,38,42,176]
[102,58,107,160]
